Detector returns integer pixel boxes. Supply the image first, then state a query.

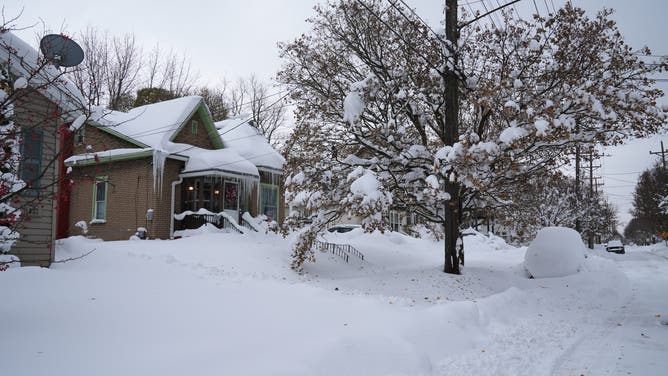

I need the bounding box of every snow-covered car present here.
[605,240,625,254]
[327,224,361,233]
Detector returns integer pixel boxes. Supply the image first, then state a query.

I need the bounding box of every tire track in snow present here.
[552,248,668,375]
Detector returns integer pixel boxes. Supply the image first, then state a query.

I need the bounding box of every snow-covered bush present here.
[524,227,586,278]
[0,62,23,258]
[74,220,88,235]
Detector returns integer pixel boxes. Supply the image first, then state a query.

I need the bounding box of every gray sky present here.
[5,0,667,232]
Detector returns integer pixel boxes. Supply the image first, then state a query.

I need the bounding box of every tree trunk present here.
[443,0,460,274]
[443,184,461,274]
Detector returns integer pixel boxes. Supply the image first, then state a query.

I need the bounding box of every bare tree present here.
[70,26,108,106]
[143,45,198,97]
[106,33,141,110]
[196,84,229,121]
[72,29,199,111]
[70,27,142,111]
[228,75,287,147]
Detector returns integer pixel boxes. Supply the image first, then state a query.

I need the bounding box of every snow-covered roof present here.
[64,148,153,166]
[0,31,86,120]
[179,146,259,178]
[215,116,285,172]
[96,96,205,149]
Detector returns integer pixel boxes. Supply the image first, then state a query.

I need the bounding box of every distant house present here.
[65,97,285,240]
[1,31,86,266]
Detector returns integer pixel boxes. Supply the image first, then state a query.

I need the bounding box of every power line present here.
[354,0,444,73]
[633,53,668,58]
[393,0,443,41]
[479,0,499,29]
[605,176,636,184]
[605,171,641,175]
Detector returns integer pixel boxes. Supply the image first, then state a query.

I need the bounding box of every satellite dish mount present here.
[39,34,84,68]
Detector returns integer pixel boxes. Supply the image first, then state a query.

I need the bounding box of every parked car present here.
[327,224,361,233]
[605,239,625,254]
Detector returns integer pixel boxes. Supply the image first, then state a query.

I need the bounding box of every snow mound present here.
[462,228,509,251]
[524,227,585,278]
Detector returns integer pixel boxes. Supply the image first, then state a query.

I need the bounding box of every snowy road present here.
[553,246,668,375]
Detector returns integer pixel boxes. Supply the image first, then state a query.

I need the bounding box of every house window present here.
[389,210,400,232]
[185,180,199,211]
[19,128,43,196]
[76,126,85,145]
[92,177,108,222]
[260,184,278,220]
[191,120,198,135]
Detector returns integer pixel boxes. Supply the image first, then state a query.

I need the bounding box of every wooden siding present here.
[11,90,61,266]
[72,124,140,155]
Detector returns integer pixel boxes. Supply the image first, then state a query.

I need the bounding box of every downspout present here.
[170,176,183,239]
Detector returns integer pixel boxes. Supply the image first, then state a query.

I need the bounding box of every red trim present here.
[56,124,74,239]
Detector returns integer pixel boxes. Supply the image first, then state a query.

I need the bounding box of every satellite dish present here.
[39,34,84,68]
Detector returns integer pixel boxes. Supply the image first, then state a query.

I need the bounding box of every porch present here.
[171,169,282,236]
[180,175,256,224]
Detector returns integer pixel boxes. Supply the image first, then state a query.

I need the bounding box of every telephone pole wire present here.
[649,140,666,171]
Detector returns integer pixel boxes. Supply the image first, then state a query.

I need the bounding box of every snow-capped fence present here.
[312,239,364,263]
[174,212,243,234]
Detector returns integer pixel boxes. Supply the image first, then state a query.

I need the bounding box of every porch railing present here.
[240,217,259,232]
[312,239,365,263]
[174,213,244,234]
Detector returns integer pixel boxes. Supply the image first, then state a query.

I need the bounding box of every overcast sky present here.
[5,0,667,232]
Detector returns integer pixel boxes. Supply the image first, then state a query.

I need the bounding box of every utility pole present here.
[586,146,602,249]
[440,0,521,274]
[443,0,460,274]
[649,140,666,171]
[575,144,581,233]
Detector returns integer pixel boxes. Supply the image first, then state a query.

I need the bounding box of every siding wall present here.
[11,91,61,266]
[171,110,217,150]
[68,158,184,240]
[72,125,139,155]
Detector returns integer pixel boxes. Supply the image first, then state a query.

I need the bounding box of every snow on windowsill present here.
[90,219,107,224]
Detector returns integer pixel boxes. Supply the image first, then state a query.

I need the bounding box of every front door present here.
[223,181,239,222]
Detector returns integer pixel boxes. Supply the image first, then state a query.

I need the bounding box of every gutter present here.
[169,176,183,239]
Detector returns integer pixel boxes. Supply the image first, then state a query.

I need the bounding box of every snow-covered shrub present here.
[74,220,88,235]
[0,252,19,271]
[524,227,585,278]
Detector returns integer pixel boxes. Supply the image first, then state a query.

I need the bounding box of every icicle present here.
[153,149,169,195]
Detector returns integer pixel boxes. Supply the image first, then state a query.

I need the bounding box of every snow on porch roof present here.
[179,146,259,178]
[96,96,207,148]
[215,117,285,172]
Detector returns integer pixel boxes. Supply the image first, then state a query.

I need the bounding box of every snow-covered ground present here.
[2,230,667,375]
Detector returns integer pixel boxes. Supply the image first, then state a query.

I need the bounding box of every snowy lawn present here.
[2,230,667,375]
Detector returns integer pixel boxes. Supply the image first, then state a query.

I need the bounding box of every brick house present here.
[1,31,86,266]
[65,96,284,240]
